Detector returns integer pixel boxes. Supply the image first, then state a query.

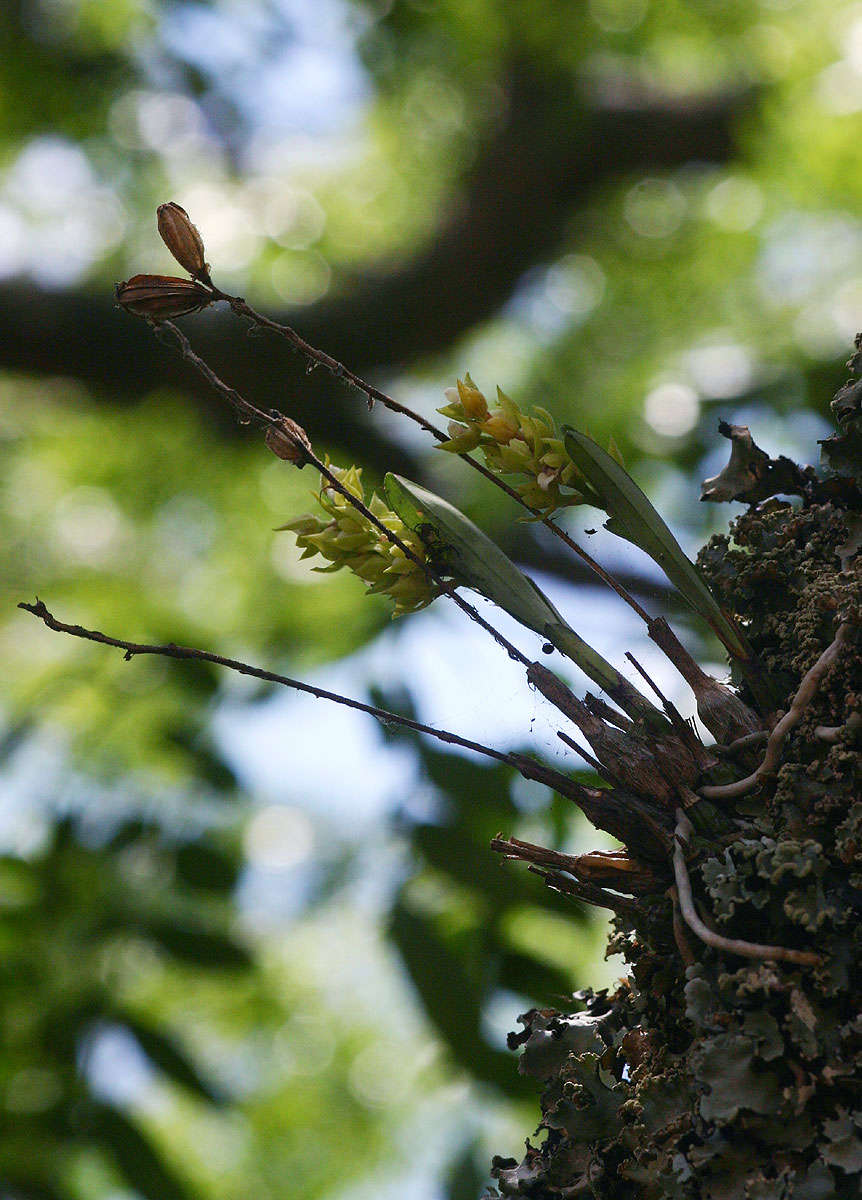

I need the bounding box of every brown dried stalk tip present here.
[157,202,209,278]
[528,663,679,800]
[264,415,312,465]
[115,274,214,320]
[647,618,761,744]
[570,850,664,894]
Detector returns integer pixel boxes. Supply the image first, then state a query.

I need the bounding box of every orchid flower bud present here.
[481,413,518,443]
[277,464,437,617]
[456,377,489,421]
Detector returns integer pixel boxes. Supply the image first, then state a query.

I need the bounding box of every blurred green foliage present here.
[0,809,427,1200]
[1,376,385,782]
[1,1,860,1198]
[0,815,243,1198]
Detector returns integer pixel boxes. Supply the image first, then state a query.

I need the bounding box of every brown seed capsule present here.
[115,274,214,320]
[265,416,312,465]
[157,202,208,277]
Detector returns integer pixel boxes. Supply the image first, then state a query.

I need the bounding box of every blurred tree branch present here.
[2,69,747,445]
[2,69,750,602]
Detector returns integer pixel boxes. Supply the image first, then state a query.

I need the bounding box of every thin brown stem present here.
[155,319,533,670]
[624,648,699,749]
[20,600,600,812]
[205,285,654,623]
[491,835,580,873]
[555,730,606,778]
[525,864,640,915]
[506,752,602,806]
[672,811,820,967]
[18,600,516,769]
[625,650,673,711]
[700,622,853,801]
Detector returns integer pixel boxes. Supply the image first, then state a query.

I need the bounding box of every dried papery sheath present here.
[157,202,208,277]
[491,837,662,895]
[115,275,214,320]
[570,849,663,894]
[264,416,312,465]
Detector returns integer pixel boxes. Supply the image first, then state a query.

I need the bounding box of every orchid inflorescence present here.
[278,465,439,618]
[435,372,615,516]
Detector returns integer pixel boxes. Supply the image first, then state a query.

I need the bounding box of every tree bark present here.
[487,344,862,1199]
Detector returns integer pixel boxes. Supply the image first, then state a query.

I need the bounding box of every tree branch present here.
[15,600,508,764]
[18,599,615,817]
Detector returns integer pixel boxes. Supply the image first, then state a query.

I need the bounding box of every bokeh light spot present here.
[545,255,606,318]
[270,250,332,305]
[244,805,314,870]
[623,179,686,238]
[53,486,128,566]
[644,382,700,437]
[704,176,764,232]
[685,342,753,398]
[348,1041,410,1108]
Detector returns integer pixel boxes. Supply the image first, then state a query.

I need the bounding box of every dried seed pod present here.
[115,274,213,320]
[265,416,312,465]
[156,202,208,278]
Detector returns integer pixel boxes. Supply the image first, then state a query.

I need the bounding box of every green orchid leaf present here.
[384,474,565,636]
[562,428,748,659]
[384,475,661,722]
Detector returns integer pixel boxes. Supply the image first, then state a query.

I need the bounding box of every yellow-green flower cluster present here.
[437,374,588,515]
[279,465,438,617]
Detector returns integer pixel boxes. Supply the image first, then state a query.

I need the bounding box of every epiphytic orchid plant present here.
[20,201,823,965]
[20,202,862,1200]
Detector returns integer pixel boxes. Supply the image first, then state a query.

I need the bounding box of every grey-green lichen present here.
[486,452,859,1197]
